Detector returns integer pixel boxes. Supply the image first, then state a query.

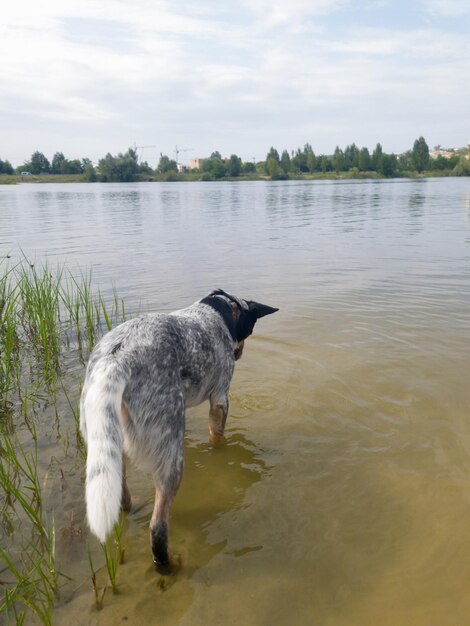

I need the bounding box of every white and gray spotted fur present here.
[80,290,277,557]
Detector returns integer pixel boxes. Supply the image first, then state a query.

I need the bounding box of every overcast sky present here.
[1,0,469,167]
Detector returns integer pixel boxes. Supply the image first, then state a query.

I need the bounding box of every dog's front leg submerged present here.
[209,393,228,444]
[150,487,174,573]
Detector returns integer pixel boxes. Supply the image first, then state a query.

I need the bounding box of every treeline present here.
[2,137,469,182]
[157,137,469,180]
[4,149,146,182]
[0,158,14,175]
[264,137,468,179]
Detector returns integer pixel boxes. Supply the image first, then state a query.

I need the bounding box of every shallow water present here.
[1,178,470,625]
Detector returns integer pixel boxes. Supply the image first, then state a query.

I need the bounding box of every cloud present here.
[0,2,190,122]
[329,26,469,59]
[0,0,469,162]
[424,0,470,16]
[242,0,348,27]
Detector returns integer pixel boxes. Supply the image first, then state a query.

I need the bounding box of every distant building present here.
[429,144,470,160]
[188,158,207,170]
[429,148,457,159]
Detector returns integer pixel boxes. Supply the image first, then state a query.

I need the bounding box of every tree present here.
[305,144,316,173]
[291,147,308,173]
[212,159,227,179]
[265,147,279,162]
[0,158,14,174]
[266,157,284,180]
[64,159,83,174]
[83,162,97,182]
[202,153,227,178]
[242,160,256,174]
[227,154,242,177]
[412,136,430,173]
[51,152,66,174]
[116,149,138,181]
[358,147,371,172]
[332,146,345,173]
[381,153,398,177]
[454,154,470,176]
[138,160,153,175]
[372,143,384,174]
[51,152,83,174]
[280,150,291,176]
[157,154,178,174]
[98,148,139,182]
[431,155,449,171]
[265,147,280,174]
[98,153,116,181]
[344,143,359,170]
[29,151,50,175]
[319,155,330,173]
[398,150,413,172]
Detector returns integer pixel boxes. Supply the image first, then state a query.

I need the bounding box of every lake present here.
[1,178,470,625]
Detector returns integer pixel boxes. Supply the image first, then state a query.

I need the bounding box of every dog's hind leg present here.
[209,393,228,444]
[120,402,132,512]
[149,426,184,573]
[121,454,132,512]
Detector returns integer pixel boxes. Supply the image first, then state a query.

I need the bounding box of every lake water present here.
[1,178,470,625]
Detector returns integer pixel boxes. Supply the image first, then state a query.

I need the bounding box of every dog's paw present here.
[208,431,226,446]
[154,553,182,577]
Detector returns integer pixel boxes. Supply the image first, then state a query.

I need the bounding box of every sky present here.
[1,0,469,167]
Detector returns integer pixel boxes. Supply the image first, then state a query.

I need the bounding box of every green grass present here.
[0,174,85,184]
[0,259,128,623]
[0,265,20,408]
[100,513,126,594]
[0,424,61,625]
[87,544,107,610]
[18,264,63,382]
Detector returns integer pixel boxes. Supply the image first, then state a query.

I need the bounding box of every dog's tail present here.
[80,359,127,543]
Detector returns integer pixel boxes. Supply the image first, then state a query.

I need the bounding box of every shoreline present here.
[0,170,461,185]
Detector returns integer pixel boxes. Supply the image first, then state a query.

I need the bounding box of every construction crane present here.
[133,143,157,162]
[174,145,193,168]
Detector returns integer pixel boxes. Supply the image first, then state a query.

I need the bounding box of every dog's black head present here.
[201,289,278,347]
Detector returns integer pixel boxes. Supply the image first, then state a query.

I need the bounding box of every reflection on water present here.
[1,178,470,625]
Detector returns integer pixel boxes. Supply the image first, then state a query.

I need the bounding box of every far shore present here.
[0,170,461,185]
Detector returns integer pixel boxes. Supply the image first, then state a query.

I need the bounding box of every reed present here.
[0,424,62,625]
[60,378,86,456]
[0,259,129,622]
[100,513,126,594]
[68,272,97,352]
[61,271,125,354]
[87,544,107,610]
[0,548,49,625]
[0,264,20,408]
[17,263,63,382]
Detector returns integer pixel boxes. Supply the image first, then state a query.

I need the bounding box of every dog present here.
[80,289,278,570]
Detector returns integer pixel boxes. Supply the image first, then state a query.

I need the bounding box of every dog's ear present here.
[208,288,229,298]
[247,301,279,320]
